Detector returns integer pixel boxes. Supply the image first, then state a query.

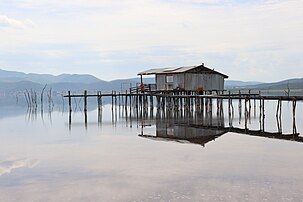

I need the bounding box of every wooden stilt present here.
[68,91,72,112]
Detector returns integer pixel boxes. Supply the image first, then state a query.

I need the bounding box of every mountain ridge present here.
[0,69,102,84]
[0,68,302,93]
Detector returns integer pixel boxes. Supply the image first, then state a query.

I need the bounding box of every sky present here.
[0,0,302,82]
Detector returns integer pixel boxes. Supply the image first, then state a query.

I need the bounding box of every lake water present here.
[0,100,303,202]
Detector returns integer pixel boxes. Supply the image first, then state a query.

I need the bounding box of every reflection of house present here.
[138,63,228,92]
[140,116,227,147]
[155,124,226,146]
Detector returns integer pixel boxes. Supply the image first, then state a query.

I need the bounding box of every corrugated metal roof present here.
[138,65,228,78]
[138,66,198,75]
[171,66,197,73]
[137,67,174,75]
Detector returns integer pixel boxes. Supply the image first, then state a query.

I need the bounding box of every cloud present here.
[0,0,302,81]
[0,158,40,176]
[0,15,35,29]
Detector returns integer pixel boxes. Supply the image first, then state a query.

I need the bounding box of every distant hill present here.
[0,68,301,93]
[0,69,154,93]
[247,78,303,90]
[0,80,44,92]
[0,69,101,84]
[225,80,263,88]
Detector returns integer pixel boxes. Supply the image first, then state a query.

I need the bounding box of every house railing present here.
[130,83,157,93]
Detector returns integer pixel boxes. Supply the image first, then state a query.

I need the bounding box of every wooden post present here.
[68,95,72,130]
[100,92,103,109]
[125,90,128,113]
[209,98,213,126]
[97,91,102,126]
[248,90,251,117]
[276,99,282,133]
[129,91,132,116]
[83,90,88,129]
[217,98,220,117]
[111,91,114,110]
[157,95,161,117]
[84,90,87,112]
[279,100,282,132]
[209,98,213,115]
[68,91,72,112]
[115,91,117,108]
[201,97,204,115]
[229,96,232,123]
[119,92,121,107]
[150,94,154,117]
[97,91,99,110]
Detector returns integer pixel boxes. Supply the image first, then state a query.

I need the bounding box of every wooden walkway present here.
[65,90,302,136]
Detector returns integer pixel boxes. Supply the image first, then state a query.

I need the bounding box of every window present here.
[166,75,173,83]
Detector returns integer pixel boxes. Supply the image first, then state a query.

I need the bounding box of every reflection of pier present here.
[66,90,302,137]
[139,112,303,147]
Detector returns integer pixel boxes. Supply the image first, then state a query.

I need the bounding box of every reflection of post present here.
[254,99,256,118]
[239,98,242,124]
[118,92,121,109]
[111,91,114,111]
[292,100,297,135]
[209,98,213,126]
[222,98,224,117]
[129,95,132,128]
[84,110,87,130]
[125,90,128,114]
[41,106,44,121]
[217,98,220,116]
[129,92,132,117]
[228,97,231,127]
[98,106,102,126]
[69,110,72,131]
[262,99,265,132]
[276,99,282,133]
[244,98,248,130]
[231,98,234,118]
[115,91,117,109]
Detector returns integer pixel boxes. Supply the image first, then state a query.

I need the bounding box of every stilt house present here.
[138,63,228,92]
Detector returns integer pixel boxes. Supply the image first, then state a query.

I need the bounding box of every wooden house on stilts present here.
[138,63,228,94]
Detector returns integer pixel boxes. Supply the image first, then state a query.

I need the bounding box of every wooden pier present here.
[64,90,303,136]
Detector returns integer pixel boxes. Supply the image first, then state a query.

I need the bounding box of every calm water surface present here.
[0,101,303,202]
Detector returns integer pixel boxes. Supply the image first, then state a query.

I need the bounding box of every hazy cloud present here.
[0,0,302,81]
[0,15,34,29]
